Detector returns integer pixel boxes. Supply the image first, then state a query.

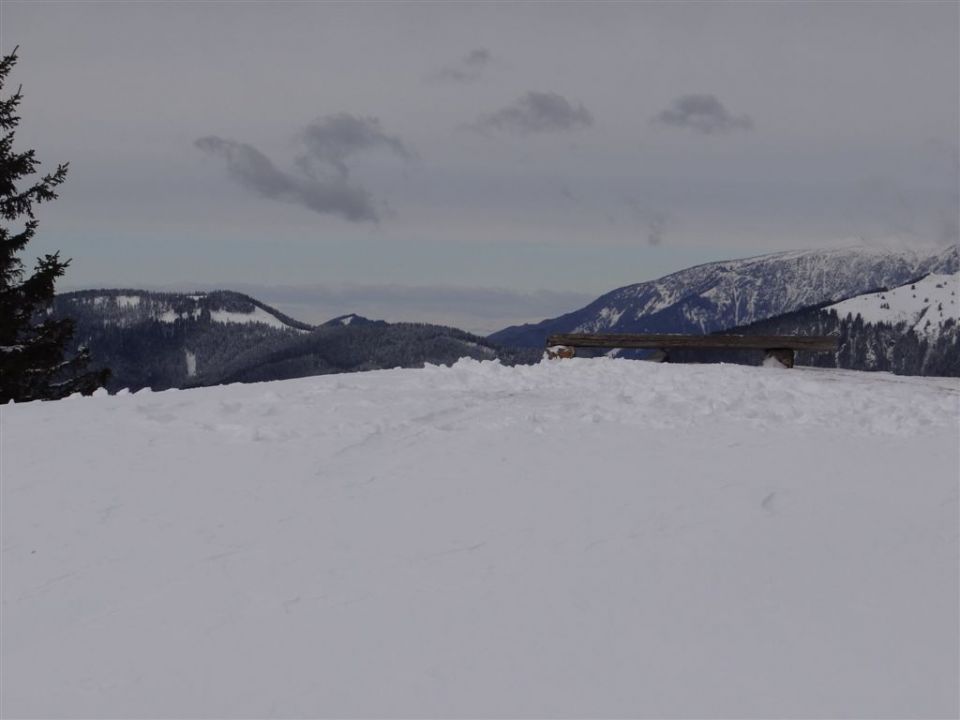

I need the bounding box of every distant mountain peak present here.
[323,313,378,327]
[490,243,959,347]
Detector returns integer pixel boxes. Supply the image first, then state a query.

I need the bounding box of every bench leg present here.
[765,348,795,368]
[545,345,576,359]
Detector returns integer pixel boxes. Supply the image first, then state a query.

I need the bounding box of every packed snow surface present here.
[3,359,958,718]
[829,272,959,337]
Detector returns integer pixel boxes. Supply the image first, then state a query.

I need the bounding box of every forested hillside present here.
[664,302,958,376]
[727,307,959,376]
[205,321,539,386]
[52,289,539,392]
[52,290,307,391]
[705,272,959,375]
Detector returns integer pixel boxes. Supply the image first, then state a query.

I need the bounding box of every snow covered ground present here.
[2,359,958,718]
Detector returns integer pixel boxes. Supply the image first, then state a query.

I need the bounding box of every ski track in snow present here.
[2,359,958,718]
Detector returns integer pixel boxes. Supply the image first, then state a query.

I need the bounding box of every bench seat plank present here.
[546,333,837,352]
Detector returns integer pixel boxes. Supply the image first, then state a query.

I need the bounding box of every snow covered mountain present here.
[828,272,958,338]
[52,290,310,391]
[490,243,959,347]
[321,313,382,328]
[56,289,313,332]
[53,290,537,392]
[626,268,959,376]
[4,360,958,717]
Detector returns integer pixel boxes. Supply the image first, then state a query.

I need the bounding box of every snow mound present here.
[3,360,958,718]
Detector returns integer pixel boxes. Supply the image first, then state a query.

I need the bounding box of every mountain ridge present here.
[489,243,959,347]
[57,288,314,332]
[52,289,538,392]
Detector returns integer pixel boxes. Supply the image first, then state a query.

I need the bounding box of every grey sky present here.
[3,1,958,329]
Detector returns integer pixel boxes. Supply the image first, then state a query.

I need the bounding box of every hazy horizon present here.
[58,239,957,335]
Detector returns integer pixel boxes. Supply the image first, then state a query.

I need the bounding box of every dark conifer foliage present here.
[0,49,108,403]
[667,304,958,376]
[51,289,542,393]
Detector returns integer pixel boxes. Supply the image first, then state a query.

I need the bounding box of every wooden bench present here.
[545,333,838,368]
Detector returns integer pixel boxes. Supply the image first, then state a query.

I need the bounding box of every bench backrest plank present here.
[547,333,837,352]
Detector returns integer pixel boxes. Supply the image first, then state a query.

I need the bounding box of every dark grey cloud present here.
[298,114,413,178]
[654,94,753,135]
[194,136,378,222]
[434,48,491,83]
[196,114,412,223]
[475,91,594,135]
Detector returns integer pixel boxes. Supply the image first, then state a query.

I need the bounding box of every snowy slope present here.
[491,243,959,347]
[3,361,958,718]
[828,272,959,338]
[208,306,303,330]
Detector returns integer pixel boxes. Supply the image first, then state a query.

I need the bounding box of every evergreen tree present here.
[0,48,108,402]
